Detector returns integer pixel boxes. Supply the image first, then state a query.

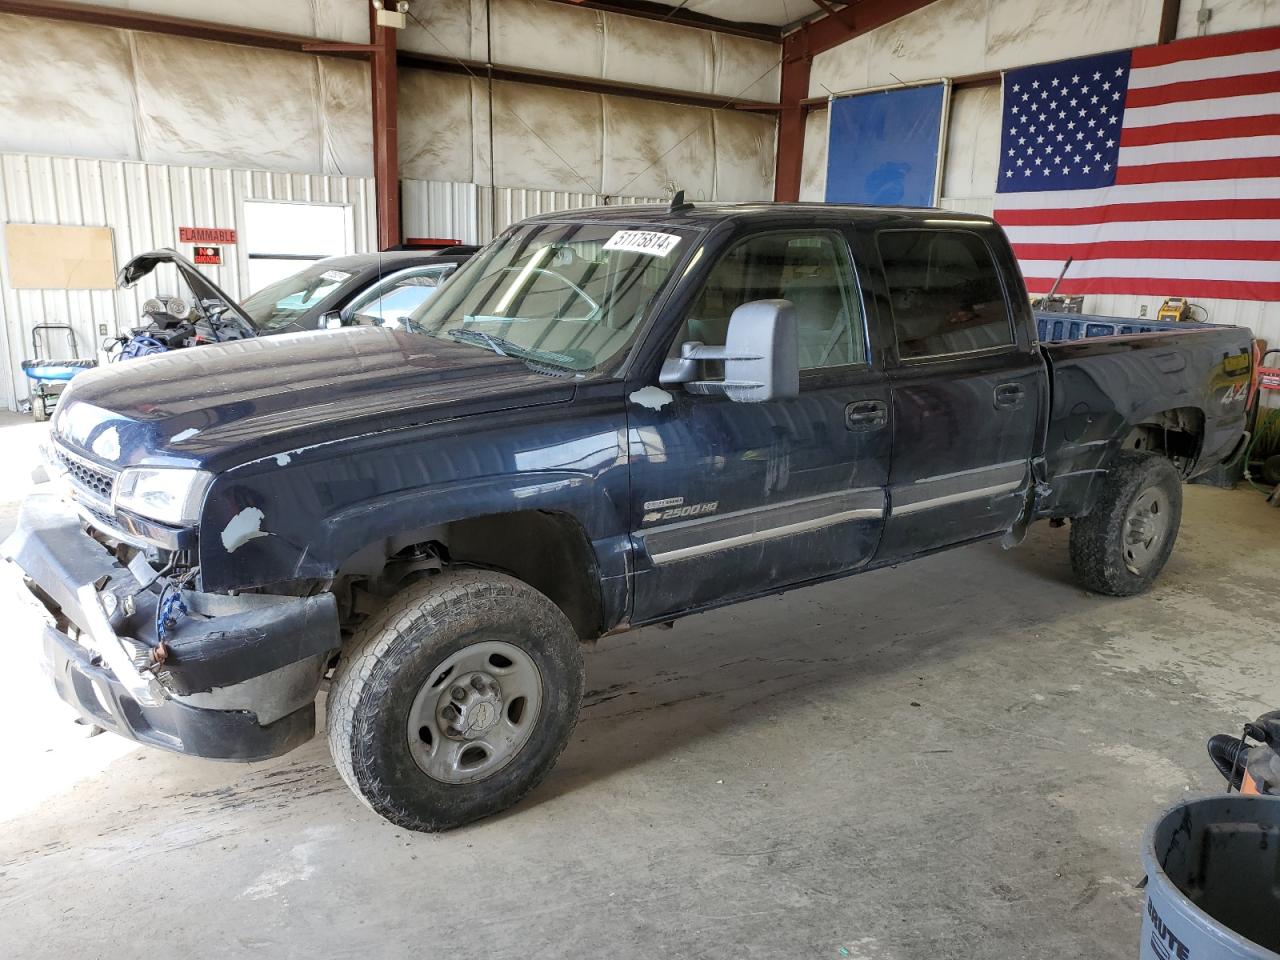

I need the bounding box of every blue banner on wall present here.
[825,82,949,206]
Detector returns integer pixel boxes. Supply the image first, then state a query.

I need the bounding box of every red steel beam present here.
[774,0,940,200]
[370,6,400,251]
[1158,0,1181,43]
[397,49,779,111]
[773,56,813,202]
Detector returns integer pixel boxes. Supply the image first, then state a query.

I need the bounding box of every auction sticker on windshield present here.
[321,270,352,282]
[603,230,681,257]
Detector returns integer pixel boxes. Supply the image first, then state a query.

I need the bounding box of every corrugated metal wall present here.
[402,179,662,245]
[0,152,665,411]
[0,152,376,410]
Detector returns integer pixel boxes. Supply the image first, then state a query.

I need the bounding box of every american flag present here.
[994,27,1280,302]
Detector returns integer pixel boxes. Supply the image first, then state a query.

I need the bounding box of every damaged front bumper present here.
[2,495,340,761]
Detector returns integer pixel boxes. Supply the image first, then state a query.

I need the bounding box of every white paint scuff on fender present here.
[273,452,292,466]
[629,386,674,411]
[221,507,270,553]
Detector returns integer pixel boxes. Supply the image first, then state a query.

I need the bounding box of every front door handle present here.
[993,382,1025,410]
[845,399,888,431]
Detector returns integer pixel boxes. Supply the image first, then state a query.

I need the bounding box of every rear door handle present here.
[845,399,888,431]
[993,382,1025,409]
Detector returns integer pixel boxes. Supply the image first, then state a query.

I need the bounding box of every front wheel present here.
[1069,451,1183,596]
[326,569,585,831]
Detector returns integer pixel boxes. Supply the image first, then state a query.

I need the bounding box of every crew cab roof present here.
[520,202,997,231]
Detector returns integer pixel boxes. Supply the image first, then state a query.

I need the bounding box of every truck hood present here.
[52,327,574,472]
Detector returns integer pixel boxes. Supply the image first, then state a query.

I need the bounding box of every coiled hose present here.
[1207,733,1250,790]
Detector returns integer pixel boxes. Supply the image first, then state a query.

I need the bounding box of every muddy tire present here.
[1069,451,1182,596]
[326,569,584,832]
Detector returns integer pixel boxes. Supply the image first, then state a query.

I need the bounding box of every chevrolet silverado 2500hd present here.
[3,203,1253,831]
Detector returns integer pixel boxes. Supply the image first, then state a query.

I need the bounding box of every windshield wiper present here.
[446,328,576,371]
[448,327,508,356]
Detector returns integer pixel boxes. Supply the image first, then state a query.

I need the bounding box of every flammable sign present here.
[193,246,221,266]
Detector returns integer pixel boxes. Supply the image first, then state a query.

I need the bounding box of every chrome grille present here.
[54,444,118,503]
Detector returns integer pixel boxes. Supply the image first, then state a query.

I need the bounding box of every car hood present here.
[118,247,257,335]
[51,327,574,472]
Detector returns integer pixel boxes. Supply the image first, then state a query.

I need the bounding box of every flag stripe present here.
[1123,92,1279,127]
[994,177,1280,210]
[1119,134,1280,165]
[1119,114,1280,146]
[1114,156,1280,184]
[1003,218,1280,241]
[1017,257,1277,282]
[1130,25,1280,67]
[1125,70,1280,107]
[1021,276,1280,299]
[1012,239,1280,261]
[1128,48,1280,88]
[998,201,1280,226]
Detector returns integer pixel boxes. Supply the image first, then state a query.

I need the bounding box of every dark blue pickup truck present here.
[3,202,1254,831]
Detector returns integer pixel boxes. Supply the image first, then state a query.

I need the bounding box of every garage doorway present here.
[243,201,354,294]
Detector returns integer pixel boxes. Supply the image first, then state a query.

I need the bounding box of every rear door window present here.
[877,230,1012,360]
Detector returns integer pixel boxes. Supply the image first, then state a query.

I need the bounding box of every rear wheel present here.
[1069,451,1183,596]
[31,395,49,422]
[326,569,584,831]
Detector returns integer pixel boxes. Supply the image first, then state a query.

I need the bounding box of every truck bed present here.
[1035,313,1253,519]
[1035,309,1213,343]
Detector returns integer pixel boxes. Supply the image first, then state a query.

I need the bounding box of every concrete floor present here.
[1,409,1277,960]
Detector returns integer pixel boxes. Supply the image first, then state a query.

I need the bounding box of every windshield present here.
[408,222,693,375]
[242,262,356,330]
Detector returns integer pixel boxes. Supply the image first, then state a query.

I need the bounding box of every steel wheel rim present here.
[1122,485,1169,575]
[406,640,543,784]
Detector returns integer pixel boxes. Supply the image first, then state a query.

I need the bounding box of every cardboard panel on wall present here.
[4,224,115,290]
